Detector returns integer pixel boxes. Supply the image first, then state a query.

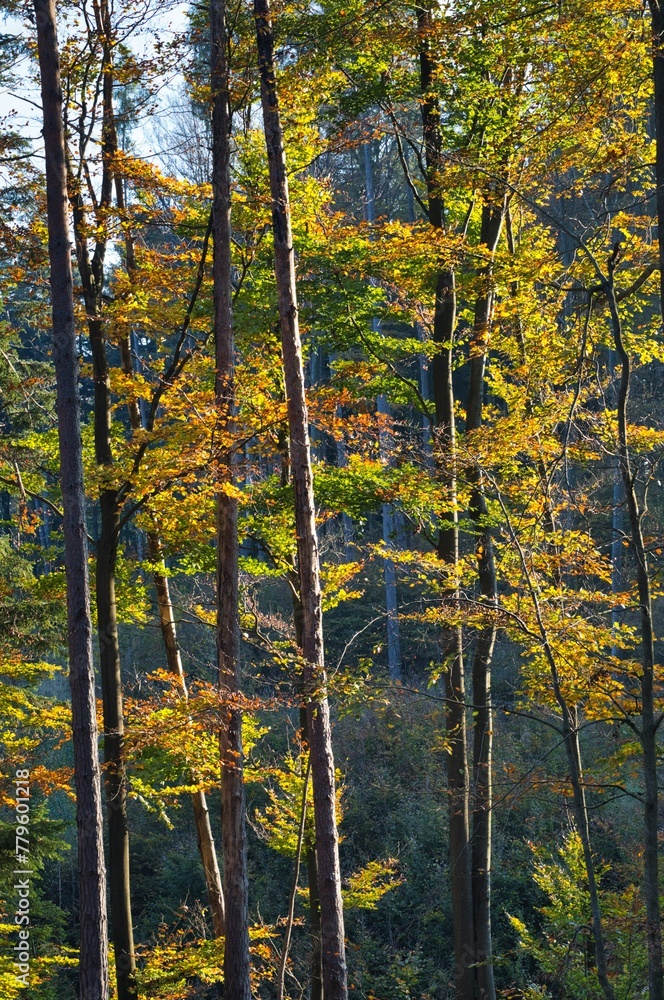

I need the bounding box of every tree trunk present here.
[147,534,227,938]
[34,2,109,995]
[255,3,348,996]
[96,496,136,1000]
[364,142,403,681]
[211,1,252,995]
[465,199,505,1000]
[605,270,662,1000]
[64,13,137,993]
[69,175,136,1000]
[417,7,474,998]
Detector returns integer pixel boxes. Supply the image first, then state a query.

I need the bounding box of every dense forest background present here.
[1,0,664,998]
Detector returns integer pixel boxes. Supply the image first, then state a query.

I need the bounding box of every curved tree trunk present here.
[34,2,109,994]
[255,3,348,996]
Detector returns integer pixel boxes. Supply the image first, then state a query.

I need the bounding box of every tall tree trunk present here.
[465,199,505,1000]
[211,1,252,995]
[34,2,109,995]
[605,268,662,1000]
[69,178,137,1000]
[66,21,137,992]
[649,1,664,323]
[255,3,348,996]
[417,7,474,998]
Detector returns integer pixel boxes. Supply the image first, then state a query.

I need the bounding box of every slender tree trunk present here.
[255,3,348,996]
[605,271,663,1000]
[34,2,109,995]
[69,180,136,1000]
[417,8,474,998]
[517,571,616,1000]
[364,142,403,681]
[649,1,664,323]
[96,496,136,1000]
[147,534,227,937]
[276,759,311,1000]
[288,551,325,1000]
[377,393,403,682]
[465,200,505,1000]
[64,11,137,993]
[507,283,615,1000]
[291,559,324,1000]
[211,2,252,995]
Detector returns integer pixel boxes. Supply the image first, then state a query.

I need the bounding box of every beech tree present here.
[212,0,252,993]
[33,0,108,995]
[254,0,348,996]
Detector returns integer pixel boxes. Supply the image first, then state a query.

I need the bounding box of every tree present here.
[33,0,108,995]
[211,0,252,994]
[254,1,348,996]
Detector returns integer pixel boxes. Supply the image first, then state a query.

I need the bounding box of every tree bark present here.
[605,267,662,1000]
[34,2,109,995]
[417,8,474,998]
[211,1,252,995]
[255,3,348,996]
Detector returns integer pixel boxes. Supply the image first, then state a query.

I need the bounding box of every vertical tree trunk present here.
[605,271,662,1000]
[69,176,137,1000]
[255,3,348,996]
[147,534,227,938]
[211,2,252,996]
[417,7,474,998]
[34,3,109,995]
[65,11,137,993]
[512,537,616,1000]
[465,200,505,1000]
[376,395,403,681]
